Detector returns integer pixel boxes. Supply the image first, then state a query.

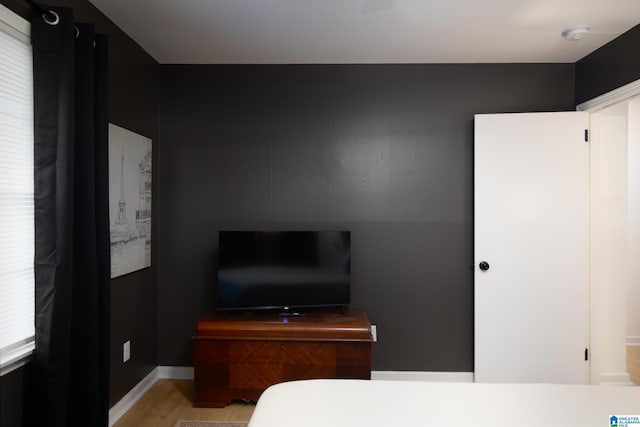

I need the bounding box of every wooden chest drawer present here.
[193,310,373,407]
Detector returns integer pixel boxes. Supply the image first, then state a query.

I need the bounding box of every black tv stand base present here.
[278,311,308,317]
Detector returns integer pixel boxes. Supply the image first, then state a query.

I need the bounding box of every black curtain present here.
[25,6,110,427]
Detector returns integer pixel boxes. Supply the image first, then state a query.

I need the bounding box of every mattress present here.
[248,379,640,427]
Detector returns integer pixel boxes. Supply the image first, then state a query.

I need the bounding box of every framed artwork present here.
[108,124,152,278]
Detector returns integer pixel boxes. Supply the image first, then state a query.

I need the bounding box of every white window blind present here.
[0,5,35,376]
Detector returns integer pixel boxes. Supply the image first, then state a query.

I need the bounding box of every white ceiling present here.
[87,0,640,64]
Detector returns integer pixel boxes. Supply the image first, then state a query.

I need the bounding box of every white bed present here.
[248,379,640,427]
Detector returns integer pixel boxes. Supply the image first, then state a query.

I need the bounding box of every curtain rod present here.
[25,0,59,25]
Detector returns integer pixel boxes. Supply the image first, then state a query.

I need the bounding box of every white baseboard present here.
[627,336,640,346]
[599,372,634,386]
[108,367,160,427]
[158,365,194,379]
[371,371,474,382]
[108,366,194,426]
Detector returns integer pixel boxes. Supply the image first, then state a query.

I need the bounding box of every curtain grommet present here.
[43,10,59,26]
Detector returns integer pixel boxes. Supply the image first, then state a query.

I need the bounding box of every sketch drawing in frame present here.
[108,124,152,278]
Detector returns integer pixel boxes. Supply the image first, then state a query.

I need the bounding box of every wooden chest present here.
[193,309,373,407]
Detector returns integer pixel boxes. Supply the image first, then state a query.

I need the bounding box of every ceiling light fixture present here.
[562,25,590,41]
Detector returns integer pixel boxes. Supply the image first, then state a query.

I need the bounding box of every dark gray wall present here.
[1,0,159,408]
[575,23,640,104]
[158,64,575,370]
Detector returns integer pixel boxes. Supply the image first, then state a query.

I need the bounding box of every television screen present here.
[217,231,351,311]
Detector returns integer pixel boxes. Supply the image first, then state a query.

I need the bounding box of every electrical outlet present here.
[123,340,131,363]
[371,324,378,342]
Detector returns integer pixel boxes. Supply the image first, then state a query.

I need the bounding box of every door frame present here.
[577,79,640,113]
[578,78,640,384]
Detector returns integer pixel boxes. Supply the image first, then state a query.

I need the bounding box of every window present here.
[0,4,35,376]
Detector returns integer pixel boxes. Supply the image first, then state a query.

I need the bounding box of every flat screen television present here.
[217,231,351,312]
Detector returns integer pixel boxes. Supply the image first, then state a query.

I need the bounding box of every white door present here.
[474,112,590,384]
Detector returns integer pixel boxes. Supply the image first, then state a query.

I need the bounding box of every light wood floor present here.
[116,355,640,427]
[113,379,255,427]
[629,345,640,386]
